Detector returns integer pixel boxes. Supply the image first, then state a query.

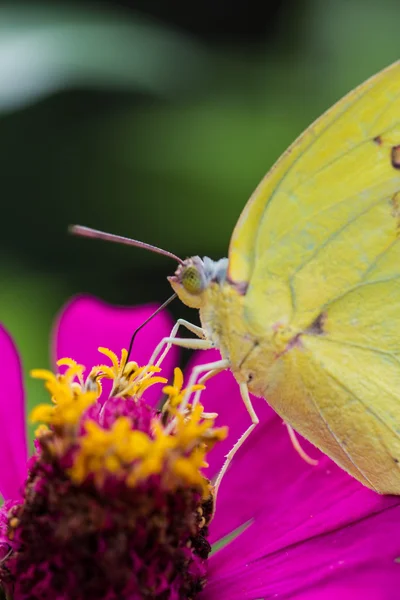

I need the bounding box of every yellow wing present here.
[227,60,400,492]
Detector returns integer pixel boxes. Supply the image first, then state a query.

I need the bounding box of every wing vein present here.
[289,195,386,283]
[254,82,376,246]
[284,119,400,202]
[295,354,378,490]
[316,274,400,314]
[323,368,400,449]
[305,335,400,361]
[358,237,400,282]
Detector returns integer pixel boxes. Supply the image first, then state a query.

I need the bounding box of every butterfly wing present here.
[227,61,400,492]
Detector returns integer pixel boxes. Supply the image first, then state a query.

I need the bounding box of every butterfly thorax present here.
[168,255,297,394]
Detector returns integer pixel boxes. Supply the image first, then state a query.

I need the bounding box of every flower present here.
[1,295,400,599]
[0,305,228,599]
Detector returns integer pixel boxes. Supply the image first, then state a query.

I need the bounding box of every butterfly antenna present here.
[69,225,185,265]
[126,293,177,362]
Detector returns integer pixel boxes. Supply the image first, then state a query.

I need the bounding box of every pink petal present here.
[210,392,399,553]
[206,502,400,598]
[53,295,178,406]
[0,326,27,500]
[188,350,400,596]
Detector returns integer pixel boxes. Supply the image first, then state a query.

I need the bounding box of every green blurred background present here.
[0,0,398,422]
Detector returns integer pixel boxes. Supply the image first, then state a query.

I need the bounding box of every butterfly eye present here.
[181,266,204,295]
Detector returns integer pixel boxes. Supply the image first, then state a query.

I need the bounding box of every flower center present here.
[0,349,227,599]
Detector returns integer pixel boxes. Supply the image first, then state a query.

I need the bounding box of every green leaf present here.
[210,519,253,555]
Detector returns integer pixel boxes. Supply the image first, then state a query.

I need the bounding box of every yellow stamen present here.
[56,358,78,368]
[162,367,206,413]
[34,424,50,437]
[94,365,115,380]
[138,376,168,393]
[31,391,97,427]
[31,404,55,424]
[173,367,184,392]
[31,369,58,384]
[30,351,227,499]
[98,347,121,370]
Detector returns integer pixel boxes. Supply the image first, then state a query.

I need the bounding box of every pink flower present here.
[1,295,400,599]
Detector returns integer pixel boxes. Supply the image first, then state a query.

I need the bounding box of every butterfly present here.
[72,60,400,496]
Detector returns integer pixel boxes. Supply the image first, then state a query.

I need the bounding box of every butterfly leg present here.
[191,366,230,418]
[285,423,319,466]
[148,319,206,370]
[214,382,259,497]
[163,356,228,435]
[179,359,230,413]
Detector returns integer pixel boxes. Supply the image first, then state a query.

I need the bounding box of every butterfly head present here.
[168,256,228,309]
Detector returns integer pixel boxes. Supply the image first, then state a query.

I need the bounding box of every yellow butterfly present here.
[73,60,400,496]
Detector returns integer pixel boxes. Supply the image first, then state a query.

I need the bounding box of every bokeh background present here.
[1,0,399,429]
